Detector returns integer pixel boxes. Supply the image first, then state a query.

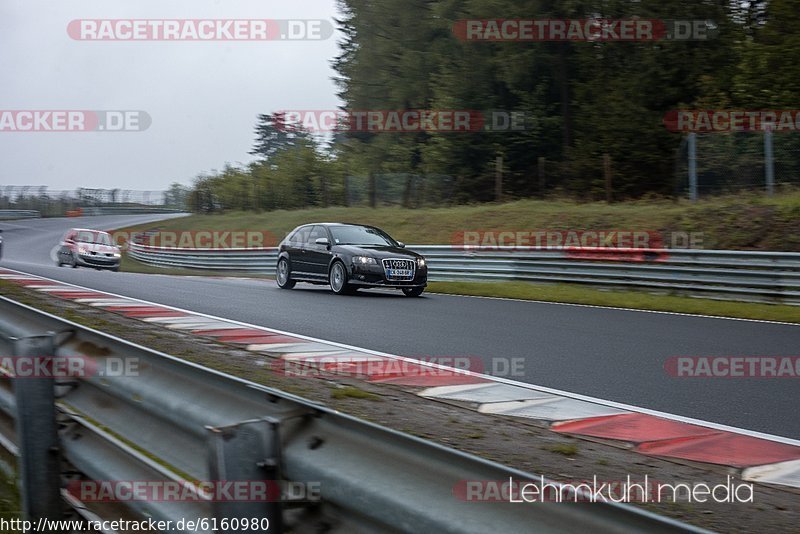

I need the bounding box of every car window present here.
[306,226,327,245]
[330,226,396,246]
[291,226,311,244]
[75,231,92,243]
[74,231,112,245]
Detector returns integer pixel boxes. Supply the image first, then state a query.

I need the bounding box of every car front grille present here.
[382,258,415,281]
[81,253,118,265]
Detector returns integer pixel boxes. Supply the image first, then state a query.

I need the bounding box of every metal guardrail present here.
[127,242,800,305]
[0,210,41,220]
[0,208,180,219]
[0,297,697,533]
[80,207,183,216]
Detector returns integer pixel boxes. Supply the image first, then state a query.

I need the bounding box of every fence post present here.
[688,133,698,202]
[537,157,546,196]
[321,176,329,208]
[402,175,413,208]
[495,156,503,202]
[12,334,63,522]
[764,128,775,196]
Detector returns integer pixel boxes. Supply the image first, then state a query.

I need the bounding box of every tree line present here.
[187,0,799,212]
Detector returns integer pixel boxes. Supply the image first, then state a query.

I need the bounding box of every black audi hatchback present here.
[276,223,427,296]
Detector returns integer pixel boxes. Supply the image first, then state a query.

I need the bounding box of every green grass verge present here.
[331,386,381,401]
[427,281,800,323]
[114,256,800,322]
[0,464,20,520]
[120,190,800,251]
[113,191,800,323]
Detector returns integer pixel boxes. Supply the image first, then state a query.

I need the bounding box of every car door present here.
[304,225,332,278]
[60,230,76,262]
[286,225,312,277]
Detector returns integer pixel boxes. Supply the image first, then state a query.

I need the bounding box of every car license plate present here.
[387,269,412,278]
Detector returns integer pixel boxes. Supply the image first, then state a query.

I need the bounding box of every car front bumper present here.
[349,279,427,289]
[348,262,427,288]
[76,254,120,269]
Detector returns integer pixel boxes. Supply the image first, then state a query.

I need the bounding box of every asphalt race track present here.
[2,215,799,439]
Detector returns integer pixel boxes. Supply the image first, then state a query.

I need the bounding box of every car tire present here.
[70,253,78,268]
[276,258,296,289]
[329,261,353,295]
[402,287,424,297]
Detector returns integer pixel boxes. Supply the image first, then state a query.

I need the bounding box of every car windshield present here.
[74,231,112,246]
[330,226,396,247]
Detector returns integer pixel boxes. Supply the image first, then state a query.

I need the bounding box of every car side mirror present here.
[397,242,405,248]
[315,237,330,247]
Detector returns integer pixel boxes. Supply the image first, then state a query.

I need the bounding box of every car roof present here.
[69,228,108,234]
[300,223,376,228]
[70,228,110,233]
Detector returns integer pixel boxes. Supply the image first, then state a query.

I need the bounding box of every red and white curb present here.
[2,267,800,490]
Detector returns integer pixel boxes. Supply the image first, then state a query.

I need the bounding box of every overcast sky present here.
[0,0,342,191]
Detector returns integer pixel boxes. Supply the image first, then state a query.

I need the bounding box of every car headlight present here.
[417,258,426,267]
[112,252,121,258]
[353,256,377,265]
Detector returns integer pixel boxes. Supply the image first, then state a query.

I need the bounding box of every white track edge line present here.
[425,290,800,326]
[134,272,800,327]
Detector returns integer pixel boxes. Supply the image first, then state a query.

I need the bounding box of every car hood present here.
[76,243,119,254]
[336,245,423,260]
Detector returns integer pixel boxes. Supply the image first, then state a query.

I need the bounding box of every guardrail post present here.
[11,334,63,522]
[207,418,283,533]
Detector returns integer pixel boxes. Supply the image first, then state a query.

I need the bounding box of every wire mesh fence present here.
[0,187,171,217]
[344,173,458,207]
[674,133,800,196]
